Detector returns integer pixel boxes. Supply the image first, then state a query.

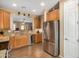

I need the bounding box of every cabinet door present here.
[47,9,59,21]
[3,11,10,29]
[20,36,28,46]
[6,12,10,29]
[34,16,41,29]
[0,10,4,29]
[35,33,42,43]
[9,37,15,49]
[14,37,21,48]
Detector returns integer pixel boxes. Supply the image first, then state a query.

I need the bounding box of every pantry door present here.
[64,0,79,58]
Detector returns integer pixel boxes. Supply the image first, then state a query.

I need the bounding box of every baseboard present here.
[59,55,64,58]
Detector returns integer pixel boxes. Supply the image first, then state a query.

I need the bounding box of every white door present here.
[64,0,79,58]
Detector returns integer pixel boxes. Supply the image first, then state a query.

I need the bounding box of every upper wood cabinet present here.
[33,16,41,29]
[0,9,10,30]
[0,10,4,29]
[47,9,59,21]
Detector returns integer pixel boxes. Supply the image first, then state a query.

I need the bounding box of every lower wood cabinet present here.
[0,41,9,50]
[35,33,42,43]
[9,35,29,49]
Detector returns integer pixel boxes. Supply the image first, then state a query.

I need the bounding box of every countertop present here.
[0,35,9,43]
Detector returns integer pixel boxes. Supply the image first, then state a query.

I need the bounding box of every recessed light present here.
[40,2,45,6]
[12,3,17,7]
[32,10,36,12]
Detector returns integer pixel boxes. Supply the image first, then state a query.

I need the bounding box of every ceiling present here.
[13,15,33,23]
[0,0,58,15]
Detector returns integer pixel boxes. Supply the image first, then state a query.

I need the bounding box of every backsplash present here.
[0,30,10,36]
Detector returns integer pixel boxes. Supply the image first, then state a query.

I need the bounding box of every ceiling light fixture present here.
[40,2,45,6]
[18,12,20,15]
[12,3,17,7]
[32,10,36,12]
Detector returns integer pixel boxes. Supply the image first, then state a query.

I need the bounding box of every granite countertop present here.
[0,35,9,42]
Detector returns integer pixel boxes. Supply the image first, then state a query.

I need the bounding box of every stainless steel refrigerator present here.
[43,20,60,57]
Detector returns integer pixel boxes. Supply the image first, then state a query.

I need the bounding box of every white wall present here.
[59,0,64,57]
[64,0,79,57]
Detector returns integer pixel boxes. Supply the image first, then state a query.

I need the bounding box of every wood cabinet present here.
[0,9,10,30]
[35,33,42,43]
[33,16,41,29]
[9,35,29,49]
[3,11,10,29]
[47,9,59,21]
[0,36,9,50]
[0,10,4,29]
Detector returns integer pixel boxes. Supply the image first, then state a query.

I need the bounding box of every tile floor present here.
[9,43,53,58]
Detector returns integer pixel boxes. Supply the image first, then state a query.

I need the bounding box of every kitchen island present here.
[0,35,9,50]
[9,31,30,49]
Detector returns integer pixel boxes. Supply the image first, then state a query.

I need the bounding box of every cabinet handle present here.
[65,38,68,40]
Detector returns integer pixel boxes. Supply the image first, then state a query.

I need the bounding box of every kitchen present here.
[0,0,60,58]
[0,0,79,58]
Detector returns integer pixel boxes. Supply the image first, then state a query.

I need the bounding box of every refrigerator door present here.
[43,21,55,42]
[43,39,49,52]
[43,20,60,57]
[54,21,59,56]
[48,21,55,42]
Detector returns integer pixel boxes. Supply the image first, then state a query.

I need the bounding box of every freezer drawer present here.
[43,39,49,51]
[48,42,59,56]
[48,42,55,55]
